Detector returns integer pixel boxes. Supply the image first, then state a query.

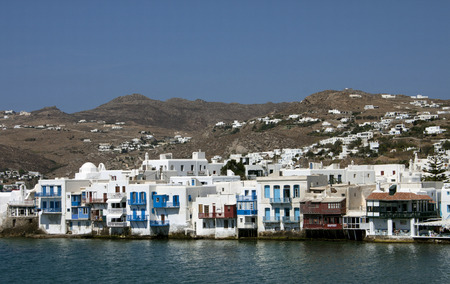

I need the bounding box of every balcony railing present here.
[263,216,280,223]
[300,205,346,215]
[128,199,147,206]
[270,198,291,204]
[239,223,258,229]
[237,209,257,216]
[150,220,170,226]
[41,208,62,214]
[107,221,128,227]
[71,201,81,207]
[198,212,237,219]
[282,216,300,223]
[8,200,35,207]
[85,198,108,204]
[154,202,180,209]
[91,215,104,222]
[127,215,148,221]
[236,195,257,202]
[71,214,89,220]
[36,192,61,198]
[107,193,126,199]
[107,208,127,215]
[376,211,438,219]
[303,223,343,230]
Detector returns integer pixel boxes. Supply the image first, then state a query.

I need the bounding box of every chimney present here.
[389,184,397,196]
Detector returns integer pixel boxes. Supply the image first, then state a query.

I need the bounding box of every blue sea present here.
[0,238,448,283]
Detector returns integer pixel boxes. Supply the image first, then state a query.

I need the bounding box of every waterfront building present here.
[366,186,438,237]
[256,175,327,235]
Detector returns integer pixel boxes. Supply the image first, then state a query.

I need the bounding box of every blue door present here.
[274,186,280,201]
[275,208,280,221]
[265,208,270,221]
[141,209,145,220]
[133,209,137,219]
[294,208,300,221]
[50,186,54,196]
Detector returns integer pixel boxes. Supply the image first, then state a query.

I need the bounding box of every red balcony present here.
[300,203,346,215]
[199,205,236,219]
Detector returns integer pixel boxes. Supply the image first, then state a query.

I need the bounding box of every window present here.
[264,185,270,198]
[181,165,184,171]
[293,185,300,198]
[381,171,384,176]
[393,171,396,175]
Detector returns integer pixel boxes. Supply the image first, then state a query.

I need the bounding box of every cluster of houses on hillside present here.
[1,150,449,241]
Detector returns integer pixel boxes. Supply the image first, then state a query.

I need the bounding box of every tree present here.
[422,155,448,181]
[220,160,246,179]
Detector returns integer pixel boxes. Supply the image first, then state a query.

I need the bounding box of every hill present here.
[0,90,448,178]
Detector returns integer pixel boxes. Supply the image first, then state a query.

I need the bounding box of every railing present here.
[71,201,81,207]
[240,223,258,229]
[107,193,126,199]
[8,200,35,207]
[107,221,128,227]
[71,214,89,220]
[128,199,147,206]
[236,195,257,202]
[41,208,62,213]
[300,205,346,215]
[127,215,149,221]
[303,223,343,230]
[377,211,438,219]
[91,216,104,222]
[282,216,300,223]
[150,220,170,226]
[270,198,291,204]
[154,202,180,208]
[85,198,108,204]
[36,192,61,198]
[237,209,258,216]
[107,208,127,215]
[198,212,237,219]
[263,216,280,223]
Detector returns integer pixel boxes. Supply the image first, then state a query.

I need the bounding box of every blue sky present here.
[1,1,449,113]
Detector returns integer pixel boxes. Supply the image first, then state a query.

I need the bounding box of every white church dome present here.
[79,162,98,174]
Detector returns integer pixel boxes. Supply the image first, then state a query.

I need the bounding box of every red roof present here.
[366,192,433,201]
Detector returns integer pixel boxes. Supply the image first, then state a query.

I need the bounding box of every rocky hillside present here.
[0,90,448,178]
[73,94,291,131]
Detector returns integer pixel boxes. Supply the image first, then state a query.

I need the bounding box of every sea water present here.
[0,238,448,283]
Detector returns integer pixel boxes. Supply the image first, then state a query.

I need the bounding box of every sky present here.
[1,0,449,113]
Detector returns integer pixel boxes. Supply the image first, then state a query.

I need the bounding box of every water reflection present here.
[0,239,448,283]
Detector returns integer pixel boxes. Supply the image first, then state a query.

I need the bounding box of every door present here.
[141,209,145,220]
[275,208,280,221]
[274,186,280,201]
[265,208,270,221]
[161,214,165,224]
[294,208,300,221]
[284,186,290,199]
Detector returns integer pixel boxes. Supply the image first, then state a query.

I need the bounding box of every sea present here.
[0,238,448,283]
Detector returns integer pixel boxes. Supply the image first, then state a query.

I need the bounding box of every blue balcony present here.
[71,201,81,207]
[263,216,280,223]
[127,215,148,221]
[270,198,291,204]
[128,199,147,206]
[237,209,258,216]
[36,192,61,198]
[282,216,300,223]
[150,220,170,226]
[236,195,257,202]
[41,208,62,214]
